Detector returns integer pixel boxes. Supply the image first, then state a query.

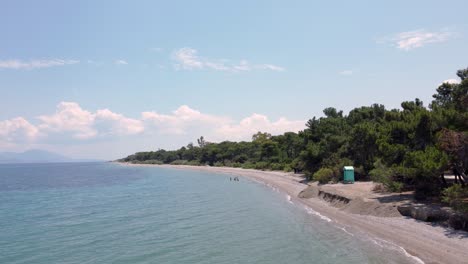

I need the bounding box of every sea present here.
[0,162,421,264]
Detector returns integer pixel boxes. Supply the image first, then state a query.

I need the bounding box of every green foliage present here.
[129,159,164,165]
[369,160,403,192]
[442,185,468,212]
[186,160,201,166]
[283,164,293,172]
[313,168,335,184]
[404,147,448,180]
[253,161,269,170]
[118,67,468,209]
[170,160,189,165]
[241,162,255,169]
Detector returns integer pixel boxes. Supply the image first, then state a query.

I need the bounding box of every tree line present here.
[120,68,467,210]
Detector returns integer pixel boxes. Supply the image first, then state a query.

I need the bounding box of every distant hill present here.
[0,150,101,164]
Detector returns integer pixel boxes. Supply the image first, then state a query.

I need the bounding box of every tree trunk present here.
[440,173,448,188]
[455,173,466,187]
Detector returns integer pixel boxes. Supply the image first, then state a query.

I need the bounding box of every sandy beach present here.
[120,163,468,264]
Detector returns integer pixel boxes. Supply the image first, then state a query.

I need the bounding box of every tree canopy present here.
[120,67,468,206]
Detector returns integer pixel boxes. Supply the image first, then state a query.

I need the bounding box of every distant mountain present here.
[0,150,101,164]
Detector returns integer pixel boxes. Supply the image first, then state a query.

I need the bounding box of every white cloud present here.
[1,103,305,147]
[339,70,353,76]
[0,117,39,142]
[38,102,97,139]
[380,29,455,51]
[379,29,455,51]
[115,59,128,65]
[0,59,79,70]
[172,47,285,72]
[37,102,143,139]
[232,60,251,71]
[173,48,203,70]
[256,64,285,72]
[142,105,229,135]
[142,105,304,141]
[216,114,305,141]
[95,109,144,135]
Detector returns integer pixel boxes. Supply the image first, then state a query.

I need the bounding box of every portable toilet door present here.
[343,166,355,183]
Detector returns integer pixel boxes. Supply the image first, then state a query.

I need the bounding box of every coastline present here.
[118,162,468,264]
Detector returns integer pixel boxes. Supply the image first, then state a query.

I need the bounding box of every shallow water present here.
[0,163,418,263]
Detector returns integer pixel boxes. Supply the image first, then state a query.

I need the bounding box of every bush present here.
[387,181,404,193]
[223,160,233,167]
[213,161,224,167]
[186,160,201,166]
[369,160,404,192]
[270,163,285,171]
[130,159,164,165]
[313,168,334,184]
[283,165,293,172]
[143,160,164,165]
[442,185,468,212]
[170,160,188,165]
[232,162,242,168]
[254,162,269,170]
[241,162,255,169]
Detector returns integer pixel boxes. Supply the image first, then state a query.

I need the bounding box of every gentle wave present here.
[304,206,333,222]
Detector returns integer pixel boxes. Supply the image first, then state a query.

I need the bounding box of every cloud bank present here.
[1,102,305,149]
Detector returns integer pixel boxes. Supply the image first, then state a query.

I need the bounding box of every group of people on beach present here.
[230,177,239,182]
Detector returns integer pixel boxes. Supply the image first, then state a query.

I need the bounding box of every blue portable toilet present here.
[343,166,355,183]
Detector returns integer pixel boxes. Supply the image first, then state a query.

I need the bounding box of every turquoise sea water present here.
[0,163,418,264]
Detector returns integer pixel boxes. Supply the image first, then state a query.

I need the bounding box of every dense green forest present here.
[120,68,467,209]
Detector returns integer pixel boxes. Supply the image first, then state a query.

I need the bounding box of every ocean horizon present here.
[1,162,419,264]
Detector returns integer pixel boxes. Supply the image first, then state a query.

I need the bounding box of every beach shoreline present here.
[117,162,468,264]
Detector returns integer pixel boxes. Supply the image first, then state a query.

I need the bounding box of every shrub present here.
[387,181,404,193]
[131,160,163,165]
[313,168,334,184]
[241,162,255,169]
[170,160,188,165]
[254,162,269,170]
[143,160,164,165]
[369,160,403,192]
[186,160,201,166]
[270,163,284,171]
[223,160,233,167]
[213,161,224,167]
[442,185,468,212]
[283,165,293,172]
[232,162,242,168]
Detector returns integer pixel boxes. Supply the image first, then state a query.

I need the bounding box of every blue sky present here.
[0,0,467,159]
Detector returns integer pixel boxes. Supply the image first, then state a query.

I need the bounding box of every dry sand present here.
[120,163,468,264]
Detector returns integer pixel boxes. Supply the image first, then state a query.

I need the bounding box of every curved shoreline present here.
[119,163,468,264]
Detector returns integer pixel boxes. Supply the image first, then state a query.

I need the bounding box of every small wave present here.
[266,184,279,193]
[286,195,294,204]
[338,226,354,237]
[369,237,425,264]
[304,207,332,222]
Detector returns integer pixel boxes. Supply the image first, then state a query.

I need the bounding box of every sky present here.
[1,0,467,160]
